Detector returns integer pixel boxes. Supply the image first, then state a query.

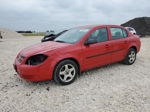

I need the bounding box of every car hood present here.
[19,41,71,56]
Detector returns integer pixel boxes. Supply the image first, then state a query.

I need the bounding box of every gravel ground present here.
[0,36,150,112]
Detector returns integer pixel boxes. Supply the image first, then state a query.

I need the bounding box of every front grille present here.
[18,55,25,63]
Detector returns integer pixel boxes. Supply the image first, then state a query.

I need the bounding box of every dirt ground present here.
[0,36,150,112]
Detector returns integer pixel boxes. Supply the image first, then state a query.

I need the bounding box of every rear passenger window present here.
[110,28,128,39]
[88,28,108,43]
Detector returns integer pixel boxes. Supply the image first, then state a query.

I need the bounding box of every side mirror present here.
[84,39,97,45]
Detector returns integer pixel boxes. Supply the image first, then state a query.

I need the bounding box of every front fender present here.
[48,53,81,78]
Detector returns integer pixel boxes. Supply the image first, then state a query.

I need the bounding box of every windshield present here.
[54,28,90,44]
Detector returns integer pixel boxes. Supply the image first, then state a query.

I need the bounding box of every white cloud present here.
[0,0,149,31]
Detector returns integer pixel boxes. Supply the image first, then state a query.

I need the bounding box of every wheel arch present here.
[52,57,80,79]
[129,46,137,53]
[58,57,80,69]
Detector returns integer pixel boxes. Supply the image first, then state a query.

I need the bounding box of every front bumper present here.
[13,58,53,82]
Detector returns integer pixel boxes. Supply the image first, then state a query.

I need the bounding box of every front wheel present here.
[53,60,79,85]
[122,48,137,65]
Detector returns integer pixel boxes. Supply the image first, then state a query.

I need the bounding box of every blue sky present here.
[0,0,150,32]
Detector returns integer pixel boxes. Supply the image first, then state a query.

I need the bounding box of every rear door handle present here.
[124,40,128,44]
[105,44,111,48]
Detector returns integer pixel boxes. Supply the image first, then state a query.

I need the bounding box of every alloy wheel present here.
[128,50,136,63]
[59,64,76,83]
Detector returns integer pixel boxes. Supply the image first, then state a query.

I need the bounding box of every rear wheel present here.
[53,60,79,85]
[122,48,137,65]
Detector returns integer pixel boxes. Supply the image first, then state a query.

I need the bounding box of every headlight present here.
[25,54,48,65]
[18,55,25,63]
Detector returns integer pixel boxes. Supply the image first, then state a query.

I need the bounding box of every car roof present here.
[76,25,124,29]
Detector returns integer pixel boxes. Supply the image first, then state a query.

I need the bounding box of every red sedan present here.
[14,25,141,85]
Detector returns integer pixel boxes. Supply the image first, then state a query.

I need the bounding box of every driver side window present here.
[87,28,108,43]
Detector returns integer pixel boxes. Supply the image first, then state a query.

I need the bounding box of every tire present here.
[53,60,79,85]
[122,48,137,65]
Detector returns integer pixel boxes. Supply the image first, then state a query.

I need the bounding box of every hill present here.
[0,28,24,39]
[121,17,150,36]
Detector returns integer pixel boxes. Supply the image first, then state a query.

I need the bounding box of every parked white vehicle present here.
[125,27,136,35]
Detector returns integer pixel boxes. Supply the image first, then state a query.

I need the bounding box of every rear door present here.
[82,27,112,70]
[108,27,129,63]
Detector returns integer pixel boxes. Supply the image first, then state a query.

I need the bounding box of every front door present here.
[82,28,112,70]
